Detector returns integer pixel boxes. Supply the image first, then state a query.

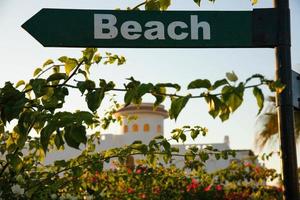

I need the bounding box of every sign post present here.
[274,0,299,199]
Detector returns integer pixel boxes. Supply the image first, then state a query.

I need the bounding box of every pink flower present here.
[244,162,251,167]
[204,185,211,192]
[136,169,142,174]
[215,185,222,191]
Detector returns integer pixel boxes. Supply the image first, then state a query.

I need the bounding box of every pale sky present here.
[0,0,299,171]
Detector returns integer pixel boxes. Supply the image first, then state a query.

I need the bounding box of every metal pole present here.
[274,0,299,199]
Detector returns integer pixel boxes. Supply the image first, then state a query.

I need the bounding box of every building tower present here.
[114,103,168,144]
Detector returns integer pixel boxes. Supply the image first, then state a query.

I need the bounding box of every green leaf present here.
[64,129,79,150]
[253,87,264,115]
[191,129,200,140]
[171,129,185,142]
[124,89,136,106]
[43,59,54,68]
[65,58,78,76]
[156,83,181,91]
[131,143,148,154]
[74,111,96,125]
[199,151,209,162]
[169,95,191,120]
[99,79,115,90]
[64,125,87,149]
[268,80,285,93]
[58,56,68,63]
[93,53,102,64]
[211,79,228,90]
[77,80,96,94]
[33,68,42,77]
[29,79,48,98]
[6,154,23,173]
[40,123,56,152]
[245,74,264,83]
[46,73,67,82]
[188,79,211,90]
[117,56,126,65]
[219,105,230,122]
[204,95,221,118]
[15,80,25,88]
[226,71,238,82]
[159,0,171,10]
[145,0,160,10]
[0,82,27,123]
[161,139,171,152]
[55,131,64,149]
[221,151,228,159]
[133,83,154,103]
[221,84,244,113]
[86,89,105,112]
[215,153,221,160]
[82,48,97,64]
[193,0,201,6]
[152,86,166,107]
[171,147,179,153]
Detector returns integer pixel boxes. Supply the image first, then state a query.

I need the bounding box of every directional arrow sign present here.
[22,8,278,48]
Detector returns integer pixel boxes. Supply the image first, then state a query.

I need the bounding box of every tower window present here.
[157,125,162,133]
[144,124,150,132]
[132,124,139,132]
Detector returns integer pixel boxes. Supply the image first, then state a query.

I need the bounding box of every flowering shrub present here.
[0,47,286,199]
[0,155,282,200]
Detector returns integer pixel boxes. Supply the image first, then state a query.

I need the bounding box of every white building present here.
[45,103,258,172]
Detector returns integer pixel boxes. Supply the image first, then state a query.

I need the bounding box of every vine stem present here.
[61,60,84,86]
[132,1,147,10]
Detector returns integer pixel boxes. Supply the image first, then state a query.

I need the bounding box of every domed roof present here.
[114,103,168,118]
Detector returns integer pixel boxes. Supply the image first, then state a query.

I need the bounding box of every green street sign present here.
[22,8,278,48]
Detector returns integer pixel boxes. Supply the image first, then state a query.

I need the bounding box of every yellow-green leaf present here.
[194,0,201,6]
[93,53,102,64]
[43,59,54,68]
[65,58,78,75]
[226,71,238,82]
[159,0,171,10]
[251,0,258,5]
[33,68,42,77]
[15,80,25,88]
[253,87,264,115]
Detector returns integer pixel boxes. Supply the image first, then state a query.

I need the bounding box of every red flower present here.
[186,178,199,192]
[204,185,211,192]
[276,187,283,193]
[127,168,132,174]
[153,186,160,194]
[127,187,135,194]
[139,193,147,199]
[215,184,222,191]
[91,176,97,183]
[254,166,261,173]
